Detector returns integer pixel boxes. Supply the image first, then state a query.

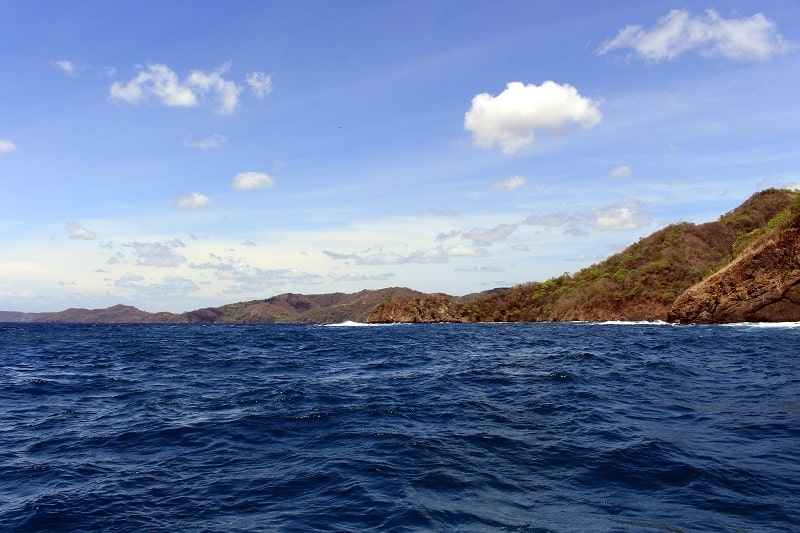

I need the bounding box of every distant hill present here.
[21,188,800,324]
[37,304,183,323]
[33,288,431,324]
[183,288,429,323]
[0,311,48,322]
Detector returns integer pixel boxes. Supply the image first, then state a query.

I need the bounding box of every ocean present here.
[0,322,798,532]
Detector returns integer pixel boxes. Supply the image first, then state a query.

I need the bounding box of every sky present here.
[1,1,799,313]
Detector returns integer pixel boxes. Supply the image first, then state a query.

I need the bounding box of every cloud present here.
[591,200,651,230]
[323,245,472,265]
[609,165,633,179]
[173,192,211,209]
[190,254,320,294]
[597,9,797,62]
[246,72,273,98]
[109,63,241,114]
[463,224,517,246]
[126,241,186,267]
[464,81,602,154]
[435,223,516,250]
[54,60,85,76]
[186,64,241,114]
[525,202,651,233]
[492,175,527,191]
[232,171,276,190]
[524,213,572,228]
[0,139,17,154]
[66,221,97,240]
[322,251,361,261]
[184,134,226,151]
[331,272,395,282]
[115,273,200,298]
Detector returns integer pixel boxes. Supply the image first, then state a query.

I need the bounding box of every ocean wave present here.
[721,321,800,329]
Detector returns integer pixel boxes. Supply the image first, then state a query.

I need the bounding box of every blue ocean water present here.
[0,322,798,532]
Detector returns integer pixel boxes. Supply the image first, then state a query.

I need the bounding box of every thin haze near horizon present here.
[1,1,799,313]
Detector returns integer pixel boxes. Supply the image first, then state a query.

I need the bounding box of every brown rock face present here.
[668,215,800,324]
[367,295,464,323]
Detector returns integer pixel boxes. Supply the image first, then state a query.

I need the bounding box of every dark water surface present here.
[1,322,798,532]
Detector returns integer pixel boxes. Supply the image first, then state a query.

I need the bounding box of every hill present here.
[36,304,183,323]
[668,195,800,323]
[33,288,431,324]
[183,288,428,323]
[0,311,49,322]
[373,188,799,323]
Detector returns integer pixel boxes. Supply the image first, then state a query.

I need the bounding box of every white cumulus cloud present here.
[464,81,602,154]
[591,200,651,231]
[492,175,527,191]
[232,171,276,191]
[173,192,210,209]
[0,139,17,154]
[66,221,97,240]
[246,72,273,98]
[109,63,242,114]
[597,9,797,62]
[609,165,633,179]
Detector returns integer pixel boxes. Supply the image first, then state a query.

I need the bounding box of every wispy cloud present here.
[66,221,96,240]
[109,63,242,114]
[462,224,517,246]
[492,175,527,191]
[190,254,320,294]
[464,81,602,154]
[125,240,186,267]
[609,165,633,179]
[246,72,273,98]
[525,200,652,233]
[232,171,276,191]
[323,243,486,266]
[115,273,200,299]
[54,59,86,76]
[0,139,17,154]
[597,9,798,62]
[184,134,226,151]
[330,272,395,282]
[173,192,211,209]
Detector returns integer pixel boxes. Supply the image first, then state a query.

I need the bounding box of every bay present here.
[1,322,798,532]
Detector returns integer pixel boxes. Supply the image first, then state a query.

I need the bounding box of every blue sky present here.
[1,1,799,312]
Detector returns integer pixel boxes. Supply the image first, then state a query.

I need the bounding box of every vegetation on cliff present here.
[453,188,798,322]
[668,194,800,323]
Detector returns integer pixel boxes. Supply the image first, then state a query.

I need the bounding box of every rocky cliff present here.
[450,188,800,323]
[367,294,464,323]
[668,209,800,323]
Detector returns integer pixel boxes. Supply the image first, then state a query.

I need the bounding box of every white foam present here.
[593,320,672,326]
[721,322,800,329]
[322,320,384,327]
